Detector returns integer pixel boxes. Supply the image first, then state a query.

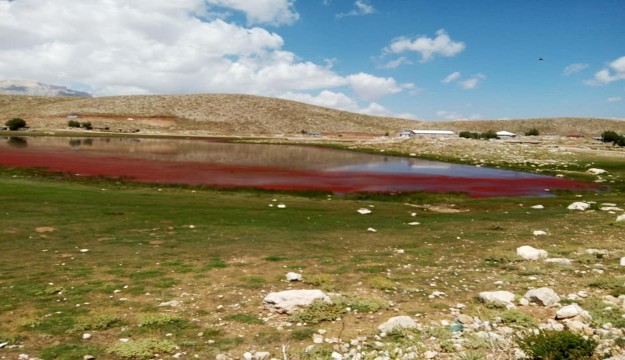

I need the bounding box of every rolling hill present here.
[1,93,624,137]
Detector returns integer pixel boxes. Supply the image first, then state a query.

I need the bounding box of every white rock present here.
[544,258,572,265]
[357,208,372,215]
[530,205,544,209]
[620,257,625,266]
[533,230,547,236]
[556,304,591,320]
[478,291,516,308]
[313,334,324,344]
[158,300,181,307]
[367,227,377,232]
[601,206,623,211]
[82,333,92,340]
[567,202,590,211]
[519,298,530,306]
[516,245,548,260]
[286,272,303,281]
[424,351,438,359]
[243,352,253,360]
[331,352,343,360]
[587,168,607,175]
[263,290,331,314]
[378,315,417,334]
[617,214,625,222]
[524,287,560,306]
[254,353,271,360]
[79,249,89,253]
[0,342,7,348]
[407,222,420,225]
[564,319,590,333]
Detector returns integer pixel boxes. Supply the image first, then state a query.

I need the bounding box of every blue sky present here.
[1,0,624,120]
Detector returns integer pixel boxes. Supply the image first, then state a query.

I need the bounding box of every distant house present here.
[412,130,455,137]
[304,131,321,136]
[496,131,516,139]
[399,130,413,138]
[66,113,79,119]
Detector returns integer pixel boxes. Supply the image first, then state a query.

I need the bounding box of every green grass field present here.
[1,149,625,359]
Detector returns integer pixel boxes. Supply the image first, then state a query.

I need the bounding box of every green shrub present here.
[481,130,498,139]
[290,301,345,324]
[224,313,264,325]
[290,327,317,340]
[601,130,622,144]
[367,276,395,290]
[69,313,122,333]
[499,310,535,328]
[67,120,81,128]
[459,131,480,139]
[516,330,597,360]
[138,313,184,328]
[525,128,540,136]
[5,118,26,130]
[106,338,176,359]
[80,121,93,130]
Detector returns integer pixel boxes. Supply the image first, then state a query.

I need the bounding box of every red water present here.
[0,145,597,198]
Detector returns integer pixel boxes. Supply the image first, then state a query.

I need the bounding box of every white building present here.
[496,131,516,139]
[412,130,455,137]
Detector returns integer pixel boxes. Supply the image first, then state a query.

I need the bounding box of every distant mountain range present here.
[0,80,92,97]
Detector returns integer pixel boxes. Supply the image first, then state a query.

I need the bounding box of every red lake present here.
[0,136,597,197]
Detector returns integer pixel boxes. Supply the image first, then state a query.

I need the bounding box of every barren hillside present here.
[1,93,623,136]
[0,94,420,135]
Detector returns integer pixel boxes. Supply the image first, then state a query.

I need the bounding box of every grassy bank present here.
[1,160,625,359]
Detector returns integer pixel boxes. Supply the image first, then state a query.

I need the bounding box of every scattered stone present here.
[424,350,438,359]
[530,205,544,209]
[478,291,516,308]
[357,208,372,215]
[367,227,377,232]
[567,202,590,211]
[0,342,7,349]
[82,333,92,340]
[533,230,547,236]
[587,168,607,175]
[601,206,623,211]
[263,289,331,314]
[286,272,303,281]
[556,304,591,320]
[254,352,271,360]
[617,214,625,222]
[83,356,96,360]
[516,245,548,260]
[544,258,572,265]
[79,248,89,253]
[378,315,417,334]
[456,314,473,324]
[35,226,57,233]
[277,204,286,209]
[586,248,609,256]
[243,352,253,360]
[158,300,181,307]
[407,221,420,225]
[313,334,324,344]
[519,298,530,306]
[524,287,560,307]
[621,257,625,266]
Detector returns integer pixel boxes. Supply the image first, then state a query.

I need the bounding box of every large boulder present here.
[567,202,590,211]
[556,304,591,320]
[263,289,330,314]
[524,287,560,306]
[378,315,417,334]
[478,291,516,308]
[517,245,548,260]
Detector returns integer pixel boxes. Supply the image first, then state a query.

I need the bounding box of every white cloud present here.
[385,29,465,62]
[337,0,376,18]
[459,74,485,90]
[206,0,299,25]
[0,0,354,98]
[359,102,418,119]
[588,56,625,85]
[563,63,588,76]
[442,71,461,84]
[435,110,481,121]
[279,90,358,110]
[379,57,412,69]
[347,72,413,101]
[607,96,622,103]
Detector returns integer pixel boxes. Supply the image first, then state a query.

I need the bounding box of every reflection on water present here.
[1,136,549,179]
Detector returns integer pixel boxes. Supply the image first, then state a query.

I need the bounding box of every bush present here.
[601,130,622,143]
[80,121,93,130]
[459,131,480,139]
[289,300,345,324]
[525,128,540,136]
[106,338,176,360]
[481,130,498,139]
[67,120,81,128]
[516,330,597,360]
[5,118,27,130]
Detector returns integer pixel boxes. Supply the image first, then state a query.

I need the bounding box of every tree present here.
[601,130,622,144]
[5,118,27,131]
[81,121,93,130]
[481,130,498,139]
[68,120,81,128]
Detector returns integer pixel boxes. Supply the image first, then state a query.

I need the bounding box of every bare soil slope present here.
[1,94,623,136]
[0,94,420,135]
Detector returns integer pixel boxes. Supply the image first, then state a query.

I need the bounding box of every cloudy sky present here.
[1,0,624,120]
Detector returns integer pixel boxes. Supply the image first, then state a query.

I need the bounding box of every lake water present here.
[0,136,596,197]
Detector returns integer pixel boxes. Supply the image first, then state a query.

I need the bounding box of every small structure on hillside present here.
[411,130,455,138]
[496,131,516,139]
[65,113,79,119]
[399,130,413,138]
